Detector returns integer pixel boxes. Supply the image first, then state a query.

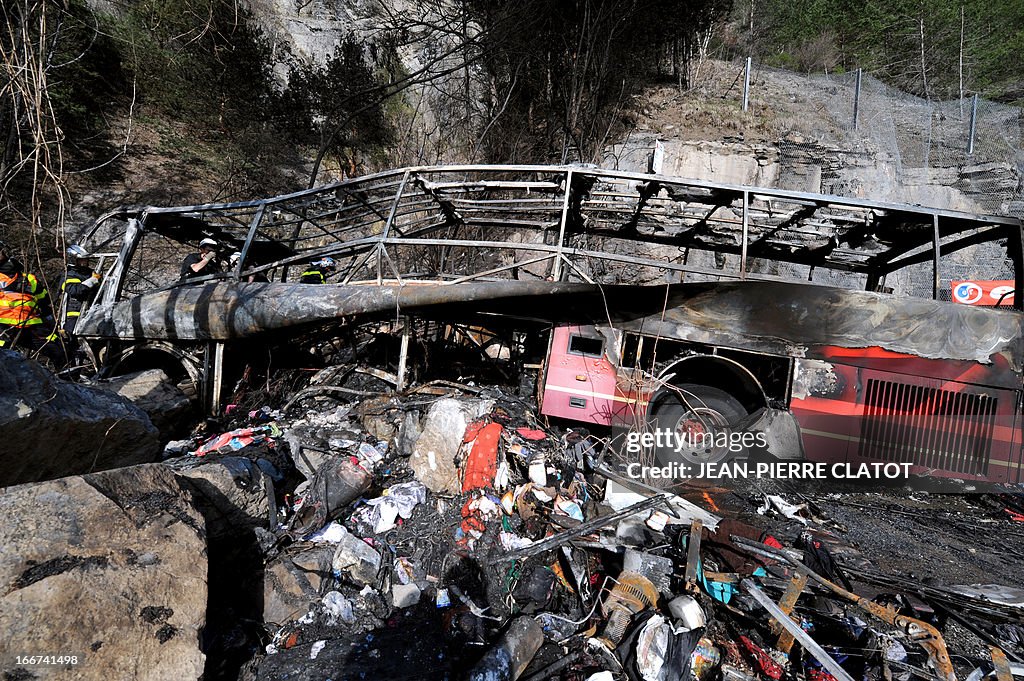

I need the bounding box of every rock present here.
[95,368,193,438]
[282,425,333,480]
[358,396,398,441]
[0,464,207,680]
[172,460,270,681]
[331,526,382,586]
[174,457,272,541]
[409,398,493,493]
[0,349,161,486]
[263,545,336,625]
[391,583,421,609]
[395,408,422,457]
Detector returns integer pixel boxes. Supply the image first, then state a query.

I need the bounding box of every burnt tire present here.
[650,383,749,466]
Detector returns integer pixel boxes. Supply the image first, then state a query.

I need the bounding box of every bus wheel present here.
[651,384,749,466]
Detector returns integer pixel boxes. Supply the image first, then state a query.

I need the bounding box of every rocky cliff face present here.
[607,132,1021,216]
[245,0,383,75]
[243,0,474,166]
[606,63,1022,217]
[68,3,1018,233]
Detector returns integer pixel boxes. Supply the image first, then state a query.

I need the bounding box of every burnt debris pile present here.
[164,371,1024,680]
[0,349,1022,681]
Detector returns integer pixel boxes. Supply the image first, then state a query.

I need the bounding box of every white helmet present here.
[199,238,218,249]
[67,244,91,259]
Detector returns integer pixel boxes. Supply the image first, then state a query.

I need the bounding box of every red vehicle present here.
[72,165,1023,484]
[540,245,1024,486]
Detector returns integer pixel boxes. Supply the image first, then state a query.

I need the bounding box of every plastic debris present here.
[321,591,355,625]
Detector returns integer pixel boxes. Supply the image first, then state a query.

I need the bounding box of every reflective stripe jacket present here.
[299,269,326,284]
[60,264,99,317]
[0,262,47,327]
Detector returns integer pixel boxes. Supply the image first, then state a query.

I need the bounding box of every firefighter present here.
[229,251,269,283]
[181,237,221,280]
[0,240,61,363]
[60,244,101,337]
[300,257,335,284]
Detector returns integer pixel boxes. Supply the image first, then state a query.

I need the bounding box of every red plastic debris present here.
[516,427,547,441]
[808,670,837,681]
[462,422,503,492]
[739,635,784,680]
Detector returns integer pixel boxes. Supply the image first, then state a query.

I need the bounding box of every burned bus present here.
[72,165,1024,484]
[537,205,1024,484]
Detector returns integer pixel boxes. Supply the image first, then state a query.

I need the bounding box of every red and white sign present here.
[951,280,1015,306]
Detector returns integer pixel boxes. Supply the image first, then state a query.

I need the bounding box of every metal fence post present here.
[967,93,979,155]
[740,190,749,279]
[853,68,862,130]
[742,56,752,112]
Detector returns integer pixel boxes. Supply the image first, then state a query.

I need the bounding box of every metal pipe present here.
[237,202,266,279]
[742,57,752,112]
[492,495,667,563]
[742,579,857,681]
[521,651,582,681]
[741,190,749,279]
[732,537,957,681]
[968,93,979,155]
[551,170,574,281]
[397,318,411,392]
[211,342,225,416]
[853,69,863,130]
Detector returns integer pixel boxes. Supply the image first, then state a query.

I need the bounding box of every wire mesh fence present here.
[738,62,1024,218]
[773,67,1022,297]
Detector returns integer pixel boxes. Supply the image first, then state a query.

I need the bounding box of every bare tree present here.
[1,0,70,256]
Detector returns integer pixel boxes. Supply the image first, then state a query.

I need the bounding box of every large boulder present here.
[0,464,208,680]
[173,457,273,542]
[263,545,337,625]
[0,349,161,486]
[94,368,193,438]
[171,457,274,681]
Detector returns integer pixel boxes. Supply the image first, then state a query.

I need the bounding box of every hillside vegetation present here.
[727,0,1024,102]
[1,0,1020,276]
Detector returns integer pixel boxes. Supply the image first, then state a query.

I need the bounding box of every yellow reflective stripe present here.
[61,278,82,291]
[0,317,42,326]
[66,311,80,317]
[0,299,37,308]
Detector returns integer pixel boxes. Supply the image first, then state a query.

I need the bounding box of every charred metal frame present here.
[75,166,1023,419]
[80,165,1023,308]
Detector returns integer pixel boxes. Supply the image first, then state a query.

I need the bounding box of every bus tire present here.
[650,383,749,466]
